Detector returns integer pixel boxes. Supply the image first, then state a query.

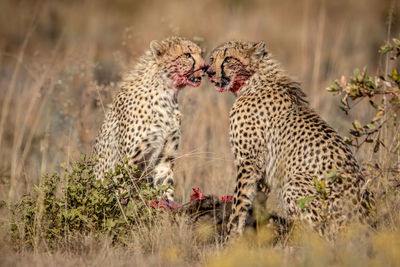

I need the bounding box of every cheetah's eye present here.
[224,56,233,63]
[184,53,192,59]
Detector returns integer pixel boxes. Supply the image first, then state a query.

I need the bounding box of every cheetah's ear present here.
[250,41,266,60]
[150,40,165,58]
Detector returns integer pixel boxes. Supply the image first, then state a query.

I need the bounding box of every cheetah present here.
[92,37,207,200]
[206,40,375,241]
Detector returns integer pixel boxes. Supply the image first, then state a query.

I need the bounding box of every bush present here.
[9,156,170,250]
[327,34,400,153]
[327,34,400,229]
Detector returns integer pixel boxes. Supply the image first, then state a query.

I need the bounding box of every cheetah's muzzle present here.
[184,64,208,87]
[187,75,201,84]
[214,76,230,89]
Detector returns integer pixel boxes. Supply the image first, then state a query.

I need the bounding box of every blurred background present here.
[0,0,399,202]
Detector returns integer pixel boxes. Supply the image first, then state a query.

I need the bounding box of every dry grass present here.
[1,0,400,266]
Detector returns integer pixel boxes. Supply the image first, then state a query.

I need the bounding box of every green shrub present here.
[9,156,170,250]
[327,34,400,229]
[327,34,400,153]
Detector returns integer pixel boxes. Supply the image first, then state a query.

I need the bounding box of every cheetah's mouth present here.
[211,75,249,97]
[183,66,206,87]
[186,74,202,86]
[175,65,207,89]
[187,64,209,87]
[175,72,201,89]
[210,76,231,93]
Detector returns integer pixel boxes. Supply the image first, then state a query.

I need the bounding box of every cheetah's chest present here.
[148,97,181,147]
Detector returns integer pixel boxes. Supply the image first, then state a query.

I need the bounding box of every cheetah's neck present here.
[241,55,308,106]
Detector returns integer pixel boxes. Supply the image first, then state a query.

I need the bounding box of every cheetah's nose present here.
[201,65,209,72]
[206,69,216,77]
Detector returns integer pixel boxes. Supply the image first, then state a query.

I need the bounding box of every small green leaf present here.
[374,139,380,153]
[369,100,379,109]
[392,68,399,81]
[343,136,353,145]
[391,96,399,104]
[352,120,363,132]
[296,196,316,213]
[365,123,376,130]
[341,95,349,107]
[380,42,393,54]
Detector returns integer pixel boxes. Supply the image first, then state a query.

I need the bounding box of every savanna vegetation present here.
[1,0,400,266]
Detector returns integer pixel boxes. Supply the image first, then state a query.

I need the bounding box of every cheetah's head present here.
[150,37,208,92]
[206,40,266,96]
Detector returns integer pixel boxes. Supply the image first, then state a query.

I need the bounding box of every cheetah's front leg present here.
[226,159,263,243]
[152,130,180,201]
[152,160,175,200]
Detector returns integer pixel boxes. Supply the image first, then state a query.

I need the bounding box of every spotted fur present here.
[92,37,206,200]
[207,40,375,241]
